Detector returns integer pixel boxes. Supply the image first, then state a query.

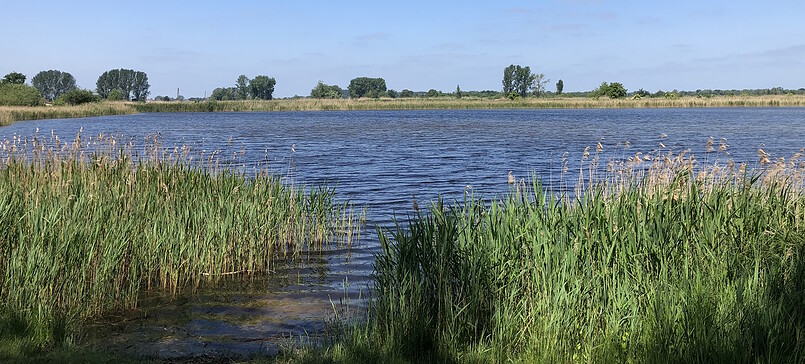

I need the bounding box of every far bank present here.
[2,95,805,126]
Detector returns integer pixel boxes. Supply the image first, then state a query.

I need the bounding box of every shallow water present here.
[3,108,805,358]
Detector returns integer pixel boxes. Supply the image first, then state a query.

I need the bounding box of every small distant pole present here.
[177,88,180,100]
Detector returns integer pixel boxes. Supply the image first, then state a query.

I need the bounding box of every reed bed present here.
[135,95,805,114]
[0,102,136,126]
[0,131,362,344]
[370,149,805,362]
[2,96,803,126]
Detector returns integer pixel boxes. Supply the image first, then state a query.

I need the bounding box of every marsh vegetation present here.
[0,131,362,348]
[2,109,805,362]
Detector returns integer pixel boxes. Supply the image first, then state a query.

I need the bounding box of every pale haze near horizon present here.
[2,0,804,98]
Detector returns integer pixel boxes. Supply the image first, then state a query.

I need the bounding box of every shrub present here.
[56,89,99,105]
[592,82,627,99]
[107,89,125,101]
[0,83,43,106]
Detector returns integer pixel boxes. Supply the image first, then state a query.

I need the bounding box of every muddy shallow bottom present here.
[82,246,373,360]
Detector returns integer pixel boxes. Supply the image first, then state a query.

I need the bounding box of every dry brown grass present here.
[0,102,135,126]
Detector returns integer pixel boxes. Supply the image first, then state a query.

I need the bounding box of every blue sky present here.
[2,0,804,98]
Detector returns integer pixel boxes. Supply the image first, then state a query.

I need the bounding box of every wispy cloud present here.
[352,33,391,46]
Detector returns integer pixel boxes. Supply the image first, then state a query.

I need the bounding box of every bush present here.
[592,82,627,99]
[107,89,125,101]
[0,83,43,106]
[56,89,99,105]
[310,81,344,99]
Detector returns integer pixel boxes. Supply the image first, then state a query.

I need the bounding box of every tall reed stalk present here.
[0,132,362,344]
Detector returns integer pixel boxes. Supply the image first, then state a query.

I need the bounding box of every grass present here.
[0,131,362,348]
[2,95,804,125]
[363,148,805,363]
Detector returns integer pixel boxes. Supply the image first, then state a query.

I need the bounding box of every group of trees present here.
[592,81,627,99]
[502,64,549,98]
[310,81,345,99]
[32,70,77,101]
[211,74,276,101]
[347,77,387,98]
[0,72,42,106]
[1,68,151,106]
[1,70,90,106]
[96,69,150,101]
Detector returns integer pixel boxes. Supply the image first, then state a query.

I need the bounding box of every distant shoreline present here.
[2,95,804,126]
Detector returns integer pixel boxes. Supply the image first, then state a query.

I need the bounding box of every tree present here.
[502,65,516,95]
[531,73,549,97]
[0,83,42,106]
[1,72,26,85]
[503,65,539,98]
[235,75,250,100]
[249,75,276,100]
[606,82,627,99]
[96,69,119,98]
[556,79,564,95]
[118,69,134,100]
[400,89,414,98]
[514,66,536,98]
[32,70,77,101]
[348,77,386,98]
[456,85,462,99]
[426,89,440,98]
[211,87,237,100]
[387,89,398,98]
[310,81,344,99]
[131,71,150,101]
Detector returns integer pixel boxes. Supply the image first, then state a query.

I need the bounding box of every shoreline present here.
[2,95,804,126]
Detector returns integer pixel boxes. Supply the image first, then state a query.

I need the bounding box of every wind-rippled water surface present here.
[3,108,805,357]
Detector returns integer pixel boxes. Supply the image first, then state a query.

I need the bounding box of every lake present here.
[3,107,804,357]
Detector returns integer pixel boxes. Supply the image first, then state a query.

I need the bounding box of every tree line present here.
[3,66,804,107]
[209,75,276,101]
[0,68,152,106]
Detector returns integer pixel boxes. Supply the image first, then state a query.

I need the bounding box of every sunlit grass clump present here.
[370,149,805,362]
[0,131,362,345]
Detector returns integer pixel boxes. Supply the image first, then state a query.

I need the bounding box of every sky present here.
[2,0,804,98]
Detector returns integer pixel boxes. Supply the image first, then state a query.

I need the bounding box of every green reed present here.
[0,132,362,345]
[371,153,805,362]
